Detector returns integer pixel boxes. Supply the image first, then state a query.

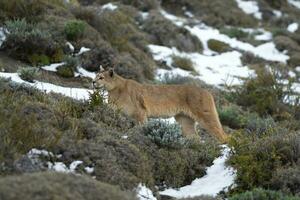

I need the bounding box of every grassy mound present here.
[0,172,137,200]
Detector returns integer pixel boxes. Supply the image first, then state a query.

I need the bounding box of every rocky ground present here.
[0,0,300,200]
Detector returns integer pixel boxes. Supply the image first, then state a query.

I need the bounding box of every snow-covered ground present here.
[288,0,300,9]
[235,0,262,19]
[0,72,92,100]
[0,27,6,47]
[27,148,94,174]
[159,145,235,198]
[287,22,299,33]
[102,2,118,11]
[137,184,157,200]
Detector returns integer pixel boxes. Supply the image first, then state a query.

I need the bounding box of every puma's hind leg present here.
[175,113,200,140]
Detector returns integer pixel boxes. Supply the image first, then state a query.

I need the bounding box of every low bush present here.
[229,130,300,193]
[56,56,79,78]
[218,105,244,129]
[3,19,64,65]
[207,39,230,53]
[220,27,249,39]
[64,20,86,41]
[142,119,185,148]
[172,55,195,72]
[229,188,300,200]
[17,67,38,83]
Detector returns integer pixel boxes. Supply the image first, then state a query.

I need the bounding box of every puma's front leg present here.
[132,110,147,125]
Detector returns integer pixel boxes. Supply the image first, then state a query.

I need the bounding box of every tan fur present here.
[93,69,228,143]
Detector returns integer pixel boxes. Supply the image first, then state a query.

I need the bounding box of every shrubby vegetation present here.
[229,188,300,200]
[2,19,64,66]
[17,67,39,83]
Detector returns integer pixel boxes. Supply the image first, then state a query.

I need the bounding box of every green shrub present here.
[229,130,300,193]
[172,55,195,72]
[56,56,79,78]
[229,188,300,200]
[56,65,74,78]
[226,68,293,118]
[220,27,249,39]
[218,105,244,129]
[17,67,38,83]
[64,20,86,41]
[142,119,186,148]
[28,54,50,66]
[88,89,105,109]
[207,39,230,53]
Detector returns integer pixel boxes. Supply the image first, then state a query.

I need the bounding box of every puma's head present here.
[92,67,115,90]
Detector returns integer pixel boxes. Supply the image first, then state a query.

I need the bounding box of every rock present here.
[288,52,300,67]
[13,155,46,173]
[274,36,300,52]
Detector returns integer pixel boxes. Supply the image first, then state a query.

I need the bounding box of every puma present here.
[93,68,228,143]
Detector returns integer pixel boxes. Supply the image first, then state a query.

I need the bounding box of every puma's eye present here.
[99,77,104,80]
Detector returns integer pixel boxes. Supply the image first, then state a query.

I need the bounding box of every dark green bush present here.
[226,68,292,118]
[142,119,185,148]
[229,130,300,193]
[17,67,38,83]
[56,56,79,78]
[64,20,86,41]
[88,89,106,109]
[229,188,300,200]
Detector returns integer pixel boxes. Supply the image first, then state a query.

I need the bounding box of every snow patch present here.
[160,145,236,198]
[288,0,300,9]
[287,22,299,33]
[0,27,6,47]
[66,41,75,52]
[235,0,262,19]
[273,10,283,18]
[160,10,187,27]
[0,72,92,100]
[149,44,254,86]
[41,62,65,72]
[102,3,118,11]
[76,47,91,55]
[85,167,94,174]
[186,25,288,63]
[137,184,157,200]
[70,161,83,172]
[77,67,96,79]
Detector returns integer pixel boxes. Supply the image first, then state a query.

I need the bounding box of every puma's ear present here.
[109,68,114,77]
[99,65,104,72]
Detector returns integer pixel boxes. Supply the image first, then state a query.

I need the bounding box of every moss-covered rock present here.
[172,55,195,72]
[288,52,300,68]
[0,172,137,200]
[207,39,230,53]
